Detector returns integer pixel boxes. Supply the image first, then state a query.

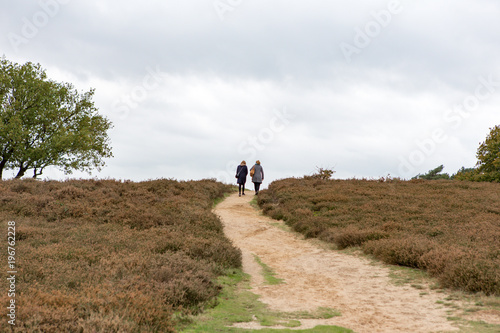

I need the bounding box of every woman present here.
[235,161,248,196]
[250,160,264,195]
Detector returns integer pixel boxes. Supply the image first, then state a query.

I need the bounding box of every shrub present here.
[441,257,500,295]
[329,227,389,249]
[363,237,436,269]
[0,178,240,332]
[258,177,500,295]
[309,167,336,180]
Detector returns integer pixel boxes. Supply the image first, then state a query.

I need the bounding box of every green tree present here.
[451,166,476,180]
[412,165,450,180]
[0,58,113,179]
[452,126,500,182]
[475,125,500,181]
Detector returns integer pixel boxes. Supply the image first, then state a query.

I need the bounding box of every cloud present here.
[1,0,499,183]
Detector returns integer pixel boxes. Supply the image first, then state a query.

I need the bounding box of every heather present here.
[0,178,241,332]
[257,177,500,295]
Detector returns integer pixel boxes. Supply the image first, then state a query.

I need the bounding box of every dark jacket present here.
[236,165,248,185]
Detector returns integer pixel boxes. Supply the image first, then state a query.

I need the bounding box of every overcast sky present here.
[1,0,499,185]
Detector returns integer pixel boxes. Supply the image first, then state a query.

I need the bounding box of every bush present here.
[441,257,500,295]
[258,177,500,295]
[329,228,389,249]
[363,237,436,269]
[0,178,240,332]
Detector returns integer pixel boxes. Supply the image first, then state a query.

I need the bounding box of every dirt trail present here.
[214,192,460,333]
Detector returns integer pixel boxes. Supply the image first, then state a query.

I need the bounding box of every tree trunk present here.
[33,167,44,179]
[0,147,16,180]
[15,165,28,179]
[0,151,12,180]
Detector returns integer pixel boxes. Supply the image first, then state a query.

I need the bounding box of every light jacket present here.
[251,164,264,183]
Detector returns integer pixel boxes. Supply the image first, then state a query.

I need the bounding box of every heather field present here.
[257,177,500,296]
[0,178,241,332]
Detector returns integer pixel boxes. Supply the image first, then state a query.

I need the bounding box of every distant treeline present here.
[414,125,500,182]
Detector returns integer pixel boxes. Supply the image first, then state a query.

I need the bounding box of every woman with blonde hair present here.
[235,161,248,196]
[250,160,264,195]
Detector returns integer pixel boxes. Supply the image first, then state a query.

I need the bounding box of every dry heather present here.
[258,177,500,296]
[0,178,241,332]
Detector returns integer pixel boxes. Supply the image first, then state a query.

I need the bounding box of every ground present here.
[214,191,465,333]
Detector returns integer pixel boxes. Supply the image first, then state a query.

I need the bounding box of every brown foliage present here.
[258,177,500,295]
[0,178,241,332]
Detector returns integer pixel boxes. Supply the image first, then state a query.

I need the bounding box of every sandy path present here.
[214,192,460,333]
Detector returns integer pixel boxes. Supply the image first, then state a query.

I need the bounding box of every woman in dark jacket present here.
[250,160,264,195]
[235,161,248,196]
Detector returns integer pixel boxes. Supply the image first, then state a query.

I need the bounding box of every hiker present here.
[250,160,264,195]
[235,161,248,196]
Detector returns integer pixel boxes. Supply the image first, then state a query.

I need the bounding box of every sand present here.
[214,191,461,333]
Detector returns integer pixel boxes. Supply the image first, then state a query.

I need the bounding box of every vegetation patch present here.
[0,178,241,332]
[249,196,260,210]
[452,318,500,333]
[257,178,500,296]
[253,254,285,285]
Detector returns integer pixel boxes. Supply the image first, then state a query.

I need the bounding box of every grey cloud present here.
[1,0,499,183]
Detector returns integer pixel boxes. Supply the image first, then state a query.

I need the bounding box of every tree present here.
[475,125,500,181]
[0,58,113,179]
[452,126,500,182]
[451,166,476,180]
[412,165,450,180]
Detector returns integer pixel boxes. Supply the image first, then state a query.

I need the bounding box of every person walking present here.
[235,161,248,196]
[250,160,264,195]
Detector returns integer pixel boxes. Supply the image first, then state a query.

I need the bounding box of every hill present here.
[0,178,240,332]
[257,177,500,295]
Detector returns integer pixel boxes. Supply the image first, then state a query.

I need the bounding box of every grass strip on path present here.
[253,254,285,285]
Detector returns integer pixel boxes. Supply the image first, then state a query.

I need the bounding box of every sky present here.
[1,0,499,186]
